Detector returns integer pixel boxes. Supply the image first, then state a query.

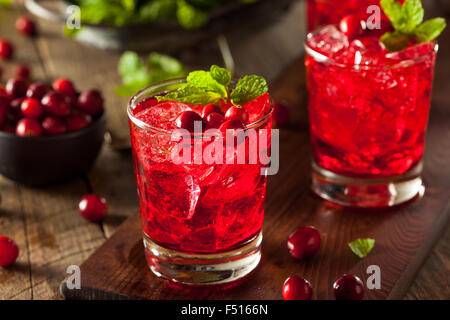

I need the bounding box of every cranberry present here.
[333,274,365,300]
[175,110,205,132]
[41,91,71,117]
[66,114,92,132]
[15,16,36,36]
[273,102,290,128]
[339,14,363,38]
[53,78,76,99]
[0,236,19,267]
[16,118,42,137]
[282,276,313,300]
[219,119,246,146]
[201,104,223,118]
[2,124,16,134]
[26,82,51,100]
[21,98,43,119]
[77,90,104,115]
[205,112,225,129]
[0,39,13,60]
[8,98,23,123]
[14,64,31,80]
[0,98,9,127]
[287,226,321,260]
[0,86,7,97]
[42,117,67,135]
[219,119,245,133]
[6,78,28,99]
[78,194,108,222]
[225,105,249,124]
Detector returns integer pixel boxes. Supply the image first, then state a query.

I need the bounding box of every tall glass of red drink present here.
[305,25,438,207]
[127,79,273,285]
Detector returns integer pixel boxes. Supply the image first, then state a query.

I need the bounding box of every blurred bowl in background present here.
[0,113,105,187]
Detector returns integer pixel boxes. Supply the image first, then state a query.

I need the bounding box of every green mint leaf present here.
[156,85,221,105]
[118,51,150,85]
[380,0,403,29]
[400,0,424,33]
[230,75,268,105]
[349,238,375,258]
[139,0,177,21]
[210,65,231,87]
[380,31,411,52]
[187,69,228,98]
[177,0,208,30]
[414,18,447,43]
[148,52,186,75]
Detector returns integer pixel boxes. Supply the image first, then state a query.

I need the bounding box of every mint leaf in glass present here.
[348,238,375,258]
[230,75,268,105]
[380,0,446,51]
[157,85,222,105]
[187,69,228,99]
[210,65,231,87]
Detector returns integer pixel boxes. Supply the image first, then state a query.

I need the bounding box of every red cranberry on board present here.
[333,274,365,300]
[26,82,51,100]
[52,78,76,99]
[16,118,42,137]
[0,236,19,267]
[21,98,43,119]
[41,91,71,117]
[225,105,249,124]
[66,113,92,132]
[339,14,363,38]
[5,78,28,99]
[175,111,205,133]
[205,112,225,130]
[0,39,13,60]
[42,117,67,135]
[78,194,108,222]
[77,90,104,115]
[15,15,36,36]
[287,226,321,260]
[282,276,313,300]
[14,64,31,80]
[201,104,224,118]
[273,102,290,128]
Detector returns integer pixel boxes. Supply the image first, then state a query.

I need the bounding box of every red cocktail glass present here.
[127,79,273,284]
[305,26,438,207]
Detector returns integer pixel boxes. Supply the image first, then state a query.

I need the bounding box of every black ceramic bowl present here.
[0,113,106,187]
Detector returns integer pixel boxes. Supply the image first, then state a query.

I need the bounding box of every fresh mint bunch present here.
[380,0,446,51]
[156,65,268,106]
[348,238,375,258]
[115,51,187,97]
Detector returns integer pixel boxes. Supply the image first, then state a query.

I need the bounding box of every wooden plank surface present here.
[0,0,449,300]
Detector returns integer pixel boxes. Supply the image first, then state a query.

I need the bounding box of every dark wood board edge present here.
[388,201,450,299]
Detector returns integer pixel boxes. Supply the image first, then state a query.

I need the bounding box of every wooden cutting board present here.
[60,52,450,300]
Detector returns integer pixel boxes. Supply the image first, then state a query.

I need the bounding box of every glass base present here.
[143,232,262,285]
[312,162,425,208]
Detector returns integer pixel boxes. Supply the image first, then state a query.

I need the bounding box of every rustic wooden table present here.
[0,1,448,300]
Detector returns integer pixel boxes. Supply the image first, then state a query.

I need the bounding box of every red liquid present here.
[306,0,407,31]
[306,26,437,178]
[129,95,272,254]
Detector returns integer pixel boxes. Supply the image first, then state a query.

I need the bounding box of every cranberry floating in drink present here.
[127,66,273,285]
[305,0,446,207]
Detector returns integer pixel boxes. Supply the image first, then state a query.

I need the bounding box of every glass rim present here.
[127,78,274,136]
[304,25,439,70]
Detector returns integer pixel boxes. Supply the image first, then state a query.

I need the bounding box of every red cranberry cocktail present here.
[128,76,273,285]
[305,5,441,207]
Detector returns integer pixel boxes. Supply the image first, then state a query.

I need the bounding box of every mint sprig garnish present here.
[380,0,446,51]
[348,238,375,258]
[156,65,268,106]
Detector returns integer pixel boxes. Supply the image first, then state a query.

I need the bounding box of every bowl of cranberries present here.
[0,77,106,187]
